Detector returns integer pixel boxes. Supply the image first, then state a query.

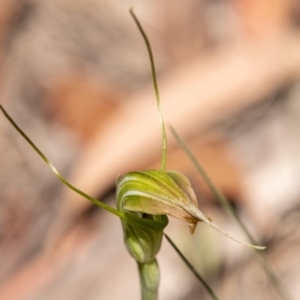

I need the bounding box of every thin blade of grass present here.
[164,233,220,300]
[169,124,292,300]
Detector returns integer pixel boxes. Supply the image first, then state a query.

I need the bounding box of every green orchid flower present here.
[0,8,266,300]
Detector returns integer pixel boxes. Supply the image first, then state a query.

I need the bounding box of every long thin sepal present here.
[169,124,266,249]
[0,104,167,230]
[130,8,167,172]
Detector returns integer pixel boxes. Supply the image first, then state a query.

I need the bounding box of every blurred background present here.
[0,0,300,299]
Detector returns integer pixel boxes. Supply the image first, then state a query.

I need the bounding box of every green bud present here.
[117,170,200,234]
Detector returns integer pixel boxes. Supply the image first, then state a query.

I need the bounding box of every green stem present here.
[169,125,292,300]
[138,259,160,300]
[164,233,220,300]
[130,8,167,172]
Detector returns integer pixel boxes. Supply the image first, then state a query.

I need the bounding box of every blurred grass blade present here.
[164,233,220,300]
[169,124,292,300]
